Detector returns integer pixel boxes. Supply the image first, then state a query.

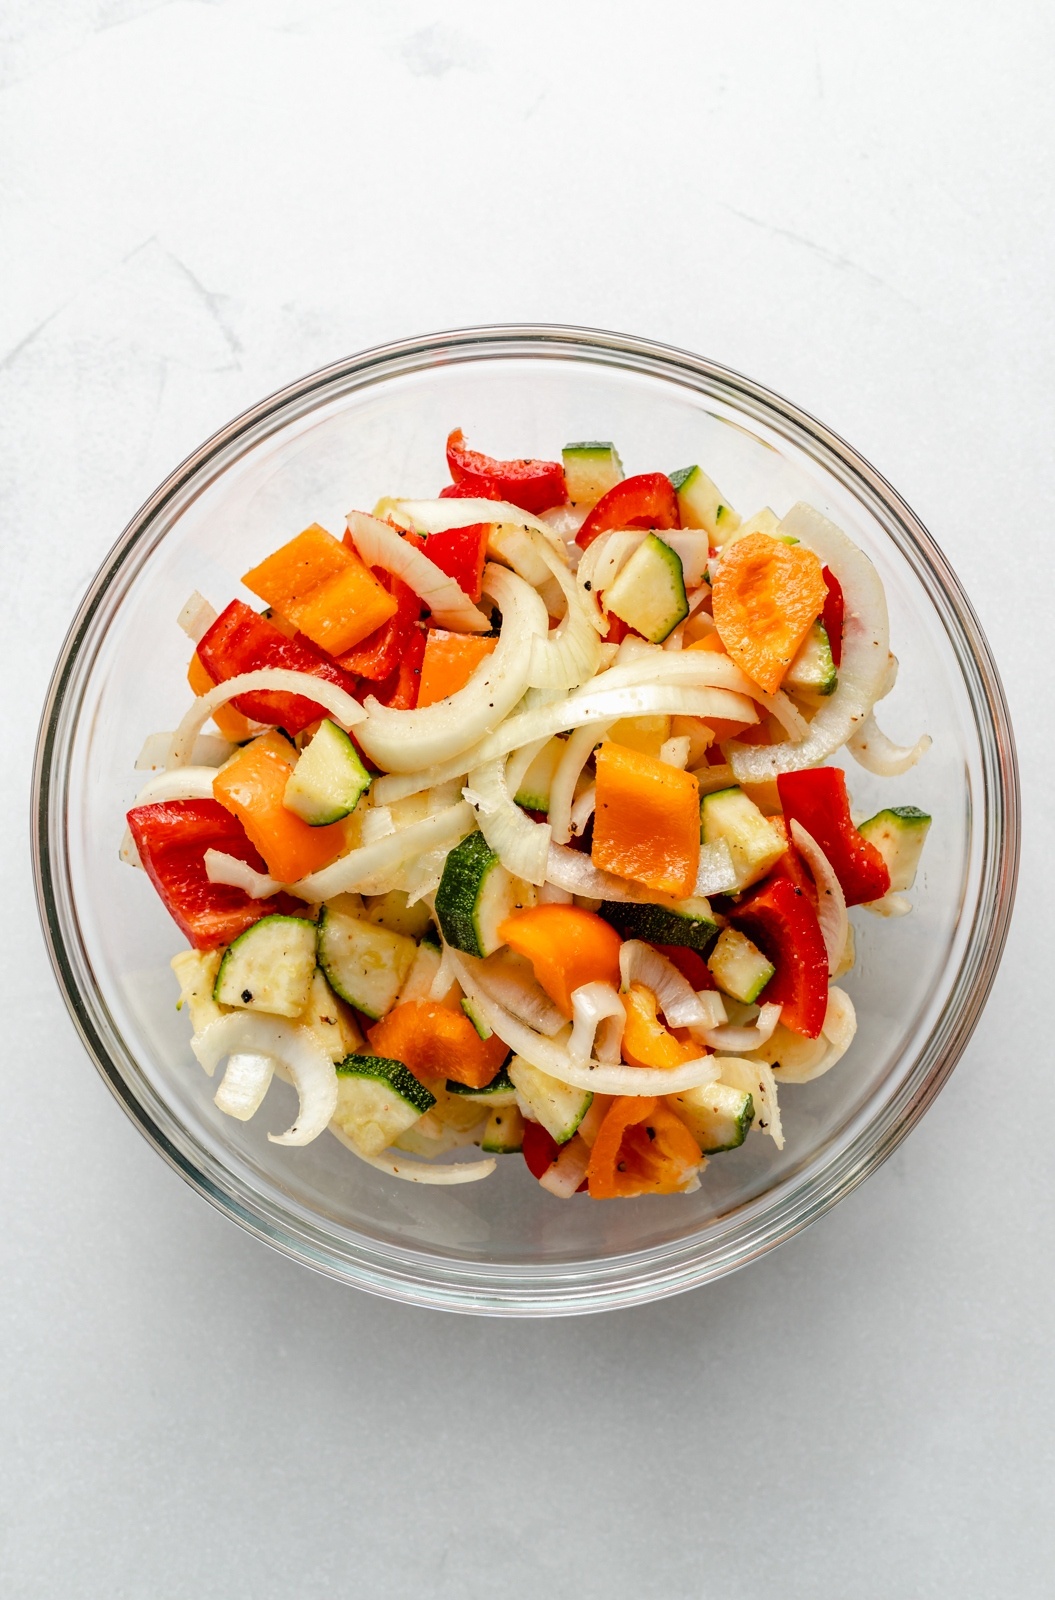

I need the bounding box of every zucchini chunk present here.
[858,806,931,891]
[213,914,318,1017]
[669,464,741,544]
[667,1083,754,1153]
[604,533,688,644]
[513,736,565,813]
[706,927,775,1004]
[317,906,417,1020]
[562,441,624,505]
[479,1104,525,1154]
[598,895,718,954]
[301,967,364,1061]
[284,719,371,825]
[434,830,536,958]
[332,1053,436,1157]
[362,889,434,941]
[701,786,785,891]
[508,1055,592,1144]
[446,1066,518,1106]
[783,621,837,697]
[172,948,227,1032]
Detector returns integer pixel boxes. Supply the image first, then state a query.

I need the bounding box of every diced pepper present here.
[187,650,254,743]
[197,600,358,735]
[360,623,427,710]
[522,1117,561,1179]
[421,523,491,602]
[242,524,398,657]
[729,874,829,1038]
[710,533,828,694]
[367,1000,509,1089]
[497,904,623,1019]
[212,731,353,882]
[822,566,844,668]
[776,768,891,907]
[592,742,701,899]
[334,566,422,681]
[417,628,498,707]
[586,1096,703,1198]
[126,799,286,950]
[621,984,702,1070]
[446,428,567,515]
[576,472,680,551]
[652,944,716,990]
[439,479,503,501]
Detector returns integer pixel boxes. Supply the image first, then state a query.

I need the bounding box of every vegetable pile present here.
[125,430,932,1198]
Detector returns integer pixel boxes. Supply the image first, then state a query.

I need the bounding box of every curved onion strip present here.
[789,820,848,975]
[214,1052,275,1120]
[505,737,549,800]
[770,988,857,1083]
[847,712,932,776]
[566,647,761,702]
[371,683,760,807]
[550,723,609,847]
[569,982,626,1064]
[474,952,566,1036]
[539,882,573,904]
[177,591,218,643]
[448,950,719,1095]
[659,736,691,769]
[685,991,728,1034]
[546,843,669,904]
[727,502,890,781]
[205,849,282,899]
[329,1124,497,1184]
[540,503,589,537]
[428,941,459,1002]
[464,756,551,886]
[346,510,491,631]
[487,522,554,587]
[137,731,235,771]
[618,942,716,1029]
[569,784,596,838]
[525,532,606,693]
[355,565,546,772]
[538,1134,591,1198]
[292,801,474,903]
[576,529,647,604]
[715,1054,784,1149]
[660,531,710,586]
[700,1002,782,1054]
[134,766,221,806]
[191,1014,337,1145]
[167,669,364,770]
[392,497,562,543]
[754,688,810,743]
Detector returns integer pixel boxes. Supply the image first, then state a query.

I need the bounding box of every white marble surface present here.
[3,2,1053,1595]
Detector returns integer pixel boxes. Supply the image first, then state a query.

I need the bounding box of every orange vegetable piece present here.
[367,1000,509,1089]
[497,904,623,1019]
[187,650,254,743]
[592,742,700,899]
[242,524,398,658]
[416,629,498,708]
[212,731,352,882]
[710,532,827,695]
[586,1096,703,1199]
[686,633,728,654]
[621,984,702,1070]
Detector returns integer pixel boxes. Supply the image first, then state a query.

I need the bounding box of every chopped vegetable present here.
[243,523,399,656]
[730,874,829,1038]
[576,472,680,551]
[620,984,701,1070]
[197,600,358,734]
[446,428,568,515]
[710,532,828,694]
[367,999,510,1089]
[212,731,353,882]
[417,628,499,708]
[187,650,254,742]
[334,568,422,681]
[592,741,700,898]
[777,768,891,907]
[586,1096,702,1198]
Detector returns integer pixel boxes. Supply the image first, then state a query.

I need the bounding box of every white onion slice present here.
[789,820,848,976]
[177,591,218,644]
[346,509,491,632]
[191,1014,337,1145]
[133,766,221,806]
[167,669,364,769]
[539,881,573,904]
[699,1002,782,1054]
[487,522,557,587]
[329,1124,496,1183]
[727,502,890,781]
[474,950,566,1036]
[577,529,646,603]
[847,712,932,776]
[464,755,551,886]
[550,723,609,847]
[659,736,691,769]
[569,784,596,838]
[576,1094,614,1146]
[538,1134,591,1198]
[769,988,857,1082]
[566,646,761,702]
[355,565,546,772]
[292,801,474,903]
[618,942,716,1029]
[205,849,282,899]
[136,731,235,771]
[392,497,561,541]
[695,840,739,896]
[214,1052,275,1120]
[569,982,626,1064]
[660,531,710,586]
[715,1054,784,1148]
[754,688,810,743]
[358,806,396,846]
[545,843,666,904]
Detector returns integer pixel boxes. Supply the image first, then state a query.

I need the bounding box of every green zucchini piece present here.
[362,889,434,941]
[668,1082,754,1153]
[562,441,624,505]
[213,914,317,1018]
[858,806,931,891]
[479,1104,525,1153]
[283,719,371,825]
[604,532,688,644]
[317,906,417,1020]
[332,1053,436,1157]
[434,830,535,958]
[446,1066,517,1106]
[508,1056,592,1144]
[701,786,785,891]
[706,927,775,1004]
[783,621,837,697]
[669,464,741,544]
[598,896,718,954]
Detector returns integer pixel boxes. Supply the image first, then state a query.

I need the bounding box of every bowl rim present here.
[31,322,1021,1315]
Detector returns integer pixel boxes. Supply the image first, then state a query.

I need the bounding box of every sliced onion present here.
[134,766,221,806]
[177,590,219,644]
[699,1002,782,1054]
[569,784,596,838]
[427,941,459,1002]
[692,763,736,795]
[755,688,810,743]
[525,532,606,693]
[539,881,573,904]
[550,723,609,847]
[474,949,566,1036]
[545,843,663,903]
[539,503,589,537]
[205,849,282,899]
[789,820,848,975]
[448,950,719,1095]
[464,756,551,886]
[688,991,728,1032]
[848,712,932,776]
[569,982,626,1064]
[727,502,891,781]
[566,646,761,702]
[660,531,710,586]
[576,1094,614,1146]
[715,1054,784,1149]
[214,1052,275,1120]
[355,565,546,772]
[167,669,364,770]
[392,497,561,541]
[618,941,717,1029]
[769,988,857,1082]
[191,1013,337,1144]
[659,736,691,769]
[136,731,235,771]
[292,801,474,902]
[538,1134,591,1198]
[329,1124,496,1183]
[346,509,491,631]
[487,522,554,586]
[695,840,739,895]
[358,806,396,846]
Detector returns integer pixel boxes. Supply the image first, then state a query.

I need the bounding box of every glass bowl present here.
[32,325,1019,1316]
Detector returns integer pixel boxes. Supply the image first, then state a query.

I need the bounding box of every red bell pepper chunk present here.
[127,799,288,950]
[521,1118,587,1191]
[197,600,358,735]
[730,874,829,1039]
[821,566,844,668]
[334,566,423,681]
[777,768,890,907]
[439,479,503,501]
[652,944,716,990]
[576,471,681,550]
[359,623,427,710]
[446,428,568,515]
[421,524,490,603]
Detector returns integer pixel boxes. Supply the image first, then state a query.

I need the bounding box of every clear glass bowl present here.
[32,326,1019,1315]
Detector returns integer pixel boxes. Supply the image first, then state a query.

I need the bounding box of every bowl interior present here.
[39,332,1012,1310]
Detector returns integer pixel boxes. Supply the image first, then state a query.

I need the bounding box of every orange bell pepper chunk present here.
[187,650,254,743]
[710,532,827,695]
[212,731,353,882]
[586,1096,703,1198]
[497,904,623,1019]
[592,742,701,899]
[416,629,498,708]
[621,984,703,1070]
[242,524,398,658]
[367,1000,509,1089]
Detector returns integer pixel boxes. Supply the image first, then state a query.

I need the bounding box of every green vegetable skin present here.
[669,464,741,542]
[783,621,837,697]
[669,1083,754,1153]
[598,897,718,953]
[434,830,534,957]
[858,806,932,891]
[604,533,688,643]
[700,787,785,891]
[317,907,417,1019]
[213,914,318,1017]
[284,719,371,825]
[707,926,775,1004]
[562,441,624,504]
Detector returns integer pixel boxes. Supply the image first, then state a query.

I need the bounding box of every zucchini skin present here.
[336,1053,436,1115]
[599,899,718,954]
[434,831,497,957]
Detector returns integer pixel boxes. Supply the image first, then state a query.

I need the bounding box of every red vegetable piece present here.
[361,623,427,710]
[730,874,829,1038]
[576,472,680,550]
[335,568,423,681]
[521,1119,587,1191]
[777,768,891,907]
[821,566,844,668]
[439,480,503,501]
[652,944,716,990]
[127,799,286,950]
[446,428,568,515]
[422,523,490,603]
[197,600,358,735]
